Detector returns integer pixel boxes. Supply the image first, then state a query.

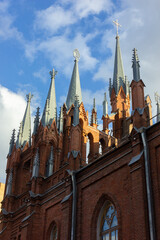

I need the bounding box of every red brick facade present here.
[0,47,159,240]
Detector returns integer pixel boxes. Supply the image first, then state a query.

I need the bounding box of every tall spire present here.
[110,20,126,96]
[16,93,32,148]
[41,68,57,126]
[21,93,32,147]
[8,129,16,156]
[132,48,140,82]
[66,49,82,110]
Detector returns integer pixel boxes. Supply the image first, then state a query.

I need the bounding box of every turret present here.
[66,49,82,110]
[91,98,98,128]
[132,48,140,82]
[103,92,108,116]
[130,49,145,110]
[58,107,64,134]
[41,69,57,126]
[33,107,40,135]
[8,129,16,156]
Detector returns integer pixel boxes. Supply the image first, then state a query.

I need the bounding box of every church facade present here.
[0,30,160,240]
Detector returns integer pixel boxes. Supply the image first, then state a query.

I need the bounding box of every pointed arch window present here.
[100,203,118,240]
[50,224,57,240]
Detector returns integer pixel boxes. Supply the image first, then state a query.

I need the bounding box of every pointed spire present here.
[41,68,57,127]
[59,107,63,133]
[33,107,40,135]
[103,93,108,116]
[5,168,13,196]
[32,148,40,178]
[132,48,141,82]
[73,95,79,126]
[46,146,54,177]
[112,34,125,95]
[91,98,98,127]
[17,92,33,148]
[8,129,16,156]
[66,49,82,110]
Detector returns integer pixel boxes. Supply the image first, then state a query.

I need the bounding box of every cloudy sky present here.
[0,0,160,183]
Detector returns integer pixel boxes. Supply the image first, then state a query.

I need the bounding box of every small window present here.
[100,203,118,240]
[50,224,57,240]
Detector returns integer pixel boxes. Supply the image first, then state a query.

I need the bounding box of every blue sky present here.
[0,0,160,183]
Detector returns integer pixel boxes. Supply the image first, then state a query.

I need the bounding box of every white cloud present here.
[0,85,26,183]
[34,5,76,34]
[25,33,98,75]
[0,84,40,183]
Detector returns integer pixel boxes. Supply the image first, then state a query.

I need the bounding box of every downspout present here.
[140,128,156,240]
[67,170,77,240]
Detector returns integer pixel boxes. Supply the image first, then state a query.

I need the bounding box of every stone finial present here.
[49,68,58,79]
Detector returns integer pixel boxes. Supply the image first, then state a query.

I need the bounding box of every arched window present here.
[86,133,93,164]
[99,142,103,155]
[100,202,118,240]
[50,224,57,240]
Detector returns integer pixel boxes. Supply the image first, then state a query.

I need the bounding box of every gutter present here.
[67,170,77,240]
[137,128,156,240]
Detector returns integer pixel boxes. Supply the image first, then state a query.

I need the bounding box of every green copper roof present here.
[113,35,125,94]
[66,49,82,110]
[132,48,140,82]
[41,69,57,126]
[16,93,32,148]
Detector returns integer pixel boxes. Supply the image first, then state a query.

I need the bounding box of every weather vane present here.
[49,68,58,78]
[73,49,80,61]
[113,19,122,36]
[155,92,160,104]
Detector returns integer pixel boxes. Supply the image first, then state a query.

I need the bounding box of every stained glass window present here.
[100,203,118,240]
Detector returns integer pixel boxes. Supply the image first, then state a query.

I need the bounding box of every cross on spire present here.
[113,19,122,36]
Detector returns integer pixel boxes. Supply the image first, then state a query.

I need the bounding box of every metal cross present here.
[49,68,58,79]
[155,92,160,104]
[113,19,122,36]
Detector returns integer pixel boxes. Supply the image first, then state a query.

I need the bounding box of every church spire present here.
[66,49,82,110]
[16,93,32,148]
[41,68,57,127]
[110,20,126,96]
[21,93,32,147]
[132,48,140,82]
